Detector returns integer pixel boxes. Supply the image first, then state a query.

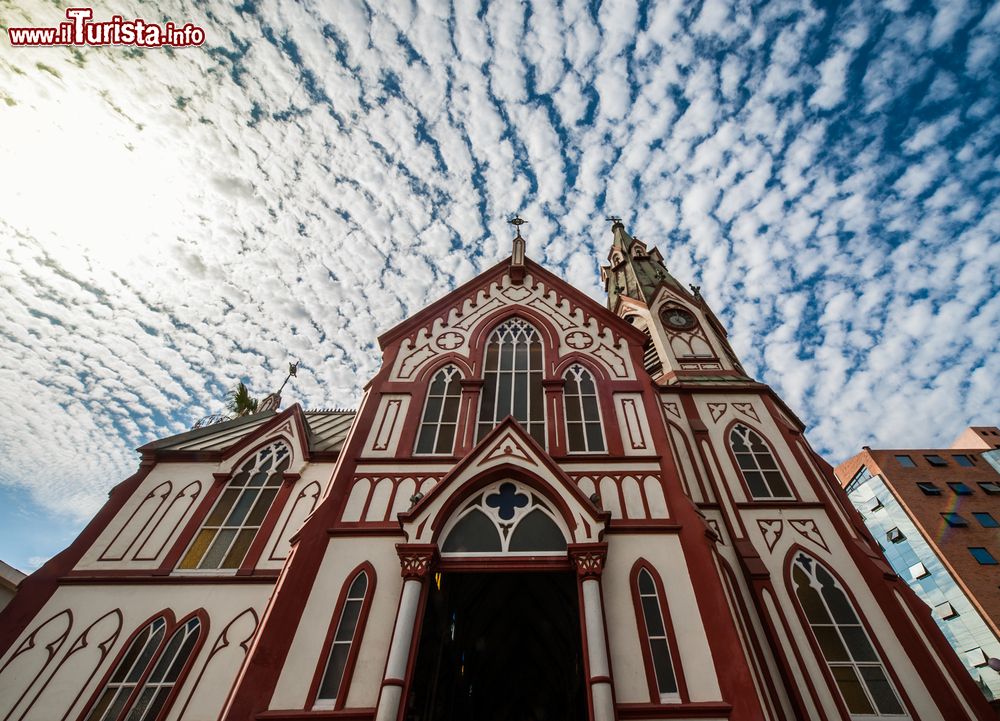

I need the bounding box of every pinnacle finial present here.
[605,215,622,226]
[508,214,527,239]
[689,284,702,299]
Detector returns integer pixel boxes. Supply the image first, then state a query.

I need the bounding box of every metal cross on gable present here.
[508,214,527,238]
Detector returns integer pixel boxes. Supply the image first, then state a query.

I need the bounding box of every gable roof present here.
[377,255,646,350]
[139,406,355,458]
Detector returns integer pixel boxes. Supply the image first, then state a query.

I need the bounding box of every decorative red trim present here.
[616,701,732,719]
[0,608,72,717]
[568,542,607,579]
[306,562,377,709]
[257,710,374,720]
[176,608,259,721]
[135,481,202,561]
[61,570,279,584]
[396,544,438,580]
[629,560,689,703]
[268,480,322,561]
[98,481,173,561]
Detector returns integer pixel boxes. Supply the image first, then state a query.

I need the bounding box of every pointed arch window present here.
[563,364,605,453]
[477,318,544,445]
[791,553,904,717]
[416,365,462,455]
[729,425,792,499]
[179,442,290,569]
[83,615,202,721]
[633,565,680,703]
[315,569,373,707]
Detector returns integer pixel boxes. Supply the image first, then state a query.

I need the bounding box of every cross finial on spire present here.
[508,214,527,238]
[605,215,622,225]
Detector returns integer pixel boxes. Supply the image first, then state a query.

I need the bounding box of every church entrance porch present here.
[405,571,588,721]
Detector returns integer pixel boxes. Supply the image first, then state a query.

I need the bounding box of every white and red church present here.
[0,221,993,721]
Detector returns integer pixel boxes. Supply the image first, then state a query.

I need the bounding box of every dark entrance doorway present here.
[405,571,588,721]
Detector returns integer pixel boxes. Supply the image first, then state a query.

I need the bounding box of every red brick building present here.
[836,426,1000,698]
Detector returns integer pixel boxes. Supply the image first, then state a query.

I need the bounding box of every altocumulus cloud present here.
[0,0,998,570]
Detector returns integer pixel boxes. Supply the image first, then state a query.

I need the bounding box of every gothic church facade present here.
[0,222,993,721]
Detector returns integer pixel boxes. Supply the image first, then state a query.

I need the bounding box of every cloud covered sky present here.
[1,0,998,571]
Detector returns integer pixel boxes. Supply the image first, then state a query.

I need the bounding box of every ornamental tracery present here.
[390,276,633,382]
[440,481,567,555]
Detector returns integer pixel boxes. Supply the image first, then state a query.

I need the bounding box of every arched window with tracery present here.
[82,614,202,721]
[179,441,290,570]
[477,319,544,445]
[563,364,605,453]
[728,424,792,499]
[415,365,462,454]
[314,568,373,707]
[791,553,904,717]
[632,564,680,703]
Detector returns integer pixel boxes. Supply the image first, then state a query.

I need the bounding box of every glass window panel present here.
[126,629,164,682]
[529,423,545,445]
[110,625,158,683]
[245,487,279,527]
[641,595,665,637]
[423,396,442,423]
[508,509,566,551]
[730,430,749,452]
[179,529,215,570]
[840,626,877,662]
[442,395,460,418]
[859,666,904,714]
[148,629,185,682]
[514,342,527,370]
[225,488,259,526]
[567,423,585,451]
[442,509,502,553]
[565,396,582,422]
[831,666,875,714]
[638,570,655,595]
[484,343,497,370]
[894,454,916,467]
[757,454,778,470]
[247,470,269,487]
[165,626,200,682]
[579,373,595,394]
[205,488,241,526]
[221,528,258,568]
[124,686,157,721]
[820,583,858,626]
[136,687,171,721]
[743,470,768,498]
[435,424,456,454]
[582,395,599,418]
[564,377,579,396]
[335,600,362,642]
[479,381,496,424]
[348,572,368,598]
[83,688,118,721]
[199,528,237,569]
[228,470,250,487]
[649,639,677,694]
[530,372,543,418]
[586,423,605,452]
[814,626,849,662]
[496,374,512,417]
[428,373,446,395]
[975,512,999,528]
[318,643,350,700]
[764,472,791,497]
[795,584,833,624]
[529,342,542,369]
[499,341,513,370]
[416,424,436,454]
[513,374,528,419]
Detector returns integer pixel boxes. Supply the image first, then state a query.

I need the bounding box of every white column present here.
[375,545,436,721]
[571,544,615,721]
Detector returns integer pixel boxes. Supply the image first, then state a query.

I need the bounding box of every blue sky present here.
[0,0,997,573]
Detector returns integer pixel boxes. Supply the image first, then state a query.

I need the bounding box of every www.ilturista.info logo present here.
[7,8,205,47]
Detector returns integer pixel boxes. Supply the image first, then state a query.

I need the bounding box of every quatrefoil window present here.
[485,482,529,521]
[441,481,566,555]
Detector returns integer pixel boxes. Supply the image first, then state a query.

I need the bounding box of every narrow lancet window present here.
[415,365,462,454]
[563,364,604,453]
[729,425,791,499]
[791,553,904,716]
[179,442,289,570]
[316,570,371,705]
[635,567,679,702]
[477,319,544,444]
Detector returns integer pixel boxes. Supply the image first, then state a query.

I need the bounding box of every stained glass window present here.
[791,554,904,716]
[415,365,462,455]
[477,319,545,445]
[316,571,370,705]
[729,425,792,499]
[635,567,679,701]
[179,442,290,570]
[441,481,566,554]
[563,365,605,453]
[84,616,201,721]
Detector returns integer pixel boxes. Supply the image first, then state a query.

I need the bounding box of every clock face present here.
[664,308,695,330]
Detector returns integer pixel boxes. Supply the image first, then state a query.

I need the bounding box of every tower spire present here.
[599,219,681,311]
